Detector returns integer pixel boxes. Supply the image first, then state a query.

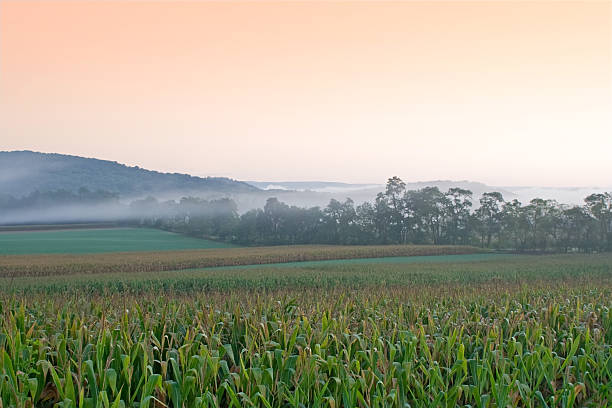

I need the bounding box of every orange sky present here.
[1,1,610,186]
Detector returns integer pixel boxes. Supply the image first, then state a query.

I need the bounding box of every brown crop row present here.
[0,244,484,278]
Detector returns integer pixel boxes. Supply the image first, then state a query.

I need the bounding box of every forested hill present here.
[0,151,259,197]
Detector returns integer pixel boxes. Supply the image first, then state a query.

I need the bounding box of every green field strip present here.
[0,227,236,254]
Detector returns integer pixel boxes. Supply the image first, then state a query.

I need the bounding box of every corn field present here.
[1,254,611,407]
[0,245,482,278]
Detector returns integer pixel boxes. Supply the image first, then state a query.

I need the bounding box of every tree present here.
[384,177,406,211]
[445,188,473,244]
[377,177,407,243]
[558,206,596,252]
[476,192,504,248]
[263,198,289,243]
[323,198,357,244]
[524,198,559,251]
[584,193,612,251]
[500,199,527,250]
[355,202,378,244]
[407,187,448,244]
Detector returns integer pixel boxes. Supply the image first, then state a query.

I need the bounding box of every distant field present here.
[0,244,484,277]
[6,252,607,294]
[0,227,236,255]
[3,252,607,294]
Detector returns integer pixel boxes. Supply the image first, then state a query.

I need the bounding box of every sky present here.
[1,1,611,187]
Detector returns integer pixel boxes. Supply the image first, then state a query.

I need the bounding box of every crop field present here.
[0,228,236,255]
[0,244,483,278]
[1,252,611,407]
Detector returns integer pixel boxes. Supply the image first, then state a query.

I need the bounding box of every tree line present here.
[1,179,610,252]
[0,187,119,209]
[133,177,611,252]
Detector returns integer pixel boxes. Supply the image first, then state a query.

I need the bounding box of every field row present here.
[0,244,483,278]
[1,253,609,295]
[1,281,611,407]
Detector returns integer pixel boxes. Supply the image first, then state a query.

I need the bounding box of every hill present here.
[0,151,259,197]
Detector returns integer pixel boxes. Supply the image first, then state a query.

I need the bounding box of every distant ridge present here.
[246,179,517,200]
[0,151,259,197]
[246,181,380,192]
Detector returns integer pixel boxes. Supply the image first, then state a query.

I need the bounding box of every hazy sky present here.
[1,1,610,186]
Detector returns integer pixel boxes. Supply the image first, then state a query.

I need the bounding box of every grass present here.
[1,252,611,407]
[0,227,236,255]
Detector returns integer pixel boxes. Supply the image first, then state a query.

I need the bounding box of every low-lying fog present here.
[1,180,610,226]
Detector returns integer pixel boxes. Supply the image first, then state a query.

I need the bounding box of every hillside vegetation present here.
[0,151,257,197]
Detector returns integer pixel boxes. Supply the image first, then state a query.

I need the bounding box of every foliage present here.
[0,151,257,197]
[205,179,610,252]
[145,178,611,252]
